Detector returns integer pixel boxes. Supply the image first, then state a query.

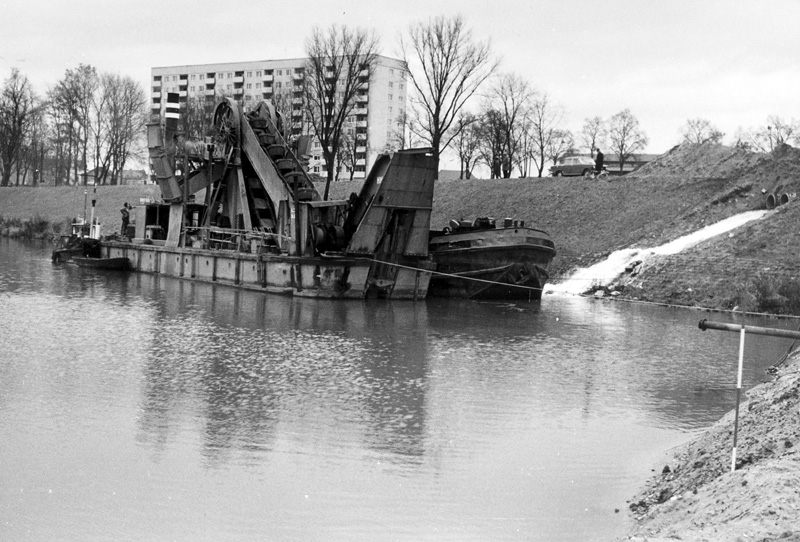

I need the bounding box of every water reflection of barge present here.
[100,96,436,299]
[428,217,556,300]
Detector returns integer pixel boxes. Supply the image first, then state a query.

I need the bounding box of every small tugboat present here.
[64,234,131,271]
[427,217,556,300]
[51,218,102,263]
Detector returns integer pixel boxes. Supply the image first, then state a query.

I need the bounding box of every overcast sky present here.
[3,0,799,161]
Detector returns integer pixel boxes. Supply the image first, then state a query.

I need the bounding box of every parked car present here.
[549,156,597,177]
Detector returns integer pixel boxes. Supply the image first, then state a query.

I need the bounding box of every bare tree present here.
[48,65,98,185]
[545,129,574,167]
[765,115,799,150]
[65,65,98,183]
[385,109,412,152]
[526,92,566,177]
[18,103,48,185]
[486,72,533,178]
[181,94,215,140]
[679,118,724,144]
[103,74,147,184]
[452,110,480,179]
[607,109,649,172]
[399,14,498,171]
[475,108,507,179]
[0,68,38,186]
[303,24,380,200]
[580,116,606,156]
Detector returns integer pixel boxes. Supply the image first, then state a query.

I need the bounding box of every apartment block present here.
[150,55,407,179]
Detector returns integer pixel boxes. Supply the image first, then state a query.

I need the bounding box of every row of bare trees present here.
[0,64,147,187]
[393,16,653,178]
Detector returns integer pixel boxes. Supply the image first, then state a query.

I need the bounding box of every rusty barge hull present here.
[101,241,432,299]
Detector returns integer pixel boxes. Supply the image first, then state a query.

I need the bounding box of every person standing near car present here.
[594,148,605,175]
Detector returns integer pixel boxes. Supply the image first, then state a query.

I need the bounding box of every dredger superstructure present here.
[101,94,436,299]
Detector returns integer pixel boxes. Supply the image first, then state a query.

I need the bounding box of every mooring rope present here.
[379,259,800,320]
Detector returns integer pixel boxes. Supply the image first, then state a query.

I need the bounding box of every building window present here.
[246,83,252,89]
[388,94,393,100]
[388,82,393,88]
[278,70,283,76]
[256,82,261,89]
[256,70,262,77]
[227,84,232,90]
[247,71,252,77]
[227,73,232,78]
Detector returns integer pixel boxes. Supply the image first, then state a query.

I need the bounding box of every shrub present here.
[743,272,800,315]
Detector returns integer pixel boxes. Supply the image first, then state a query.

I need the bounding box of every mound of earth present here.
[622,350,800,542]
[631,142,762,183]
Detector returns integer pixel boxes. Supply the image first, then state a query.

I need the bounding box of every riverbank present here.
[621,348,800,542]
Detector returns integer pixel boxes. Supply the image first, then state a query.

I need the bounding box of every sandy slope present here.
[622,350,800,541]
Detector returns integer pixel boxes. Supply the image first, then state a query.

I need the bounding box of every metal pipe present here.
[698,319,800,340]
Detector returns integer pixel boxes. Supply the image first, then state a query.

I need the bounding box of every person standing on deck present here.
[120,203,130,235]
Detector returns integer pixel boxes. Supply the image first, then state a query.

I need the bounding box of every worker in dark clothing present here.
[120,203,130,235]
[594,149,605,174]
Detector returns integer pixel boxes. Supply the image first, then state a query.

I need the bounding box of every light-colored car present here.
[549,156,596,177]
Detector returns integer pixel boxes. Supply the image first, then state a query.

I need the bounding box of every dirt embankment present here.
[621,349,800,542]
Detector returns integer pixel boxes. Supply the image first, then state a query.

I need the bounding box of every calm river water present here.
[1,238,793,542]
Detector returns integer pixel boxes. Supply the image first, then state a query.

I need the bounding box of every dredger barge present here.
[99,96,436,299]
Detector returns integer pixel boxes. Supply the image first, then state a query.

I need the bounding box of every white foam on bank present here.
[547,210,768,295]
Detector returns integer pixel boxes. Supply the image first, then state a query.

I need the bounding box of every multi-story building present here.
[150,55,407,180]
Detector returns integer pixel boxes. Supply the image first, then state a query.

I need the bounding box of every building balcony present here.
[205,77,215,85]
[262,74,273,82]
[233,88,243,96]
[356,146,367,153]
[205,89,216,96]
[354,107,367,115]
[152,80,162,88]
[356,159,366,166]
[233,76,244,83]
[356,120,367,128]
[152,91,161,99]
[292,97,304,104]
[293,73,304,81]
[179,78,187,85]
[178,90,187,97]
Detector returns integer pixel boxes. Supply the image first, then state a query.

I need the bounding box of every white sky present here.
[3,0,799,164]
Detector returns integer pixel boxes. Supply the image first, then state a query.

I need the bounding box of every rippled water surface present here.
[1,239,793,541]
